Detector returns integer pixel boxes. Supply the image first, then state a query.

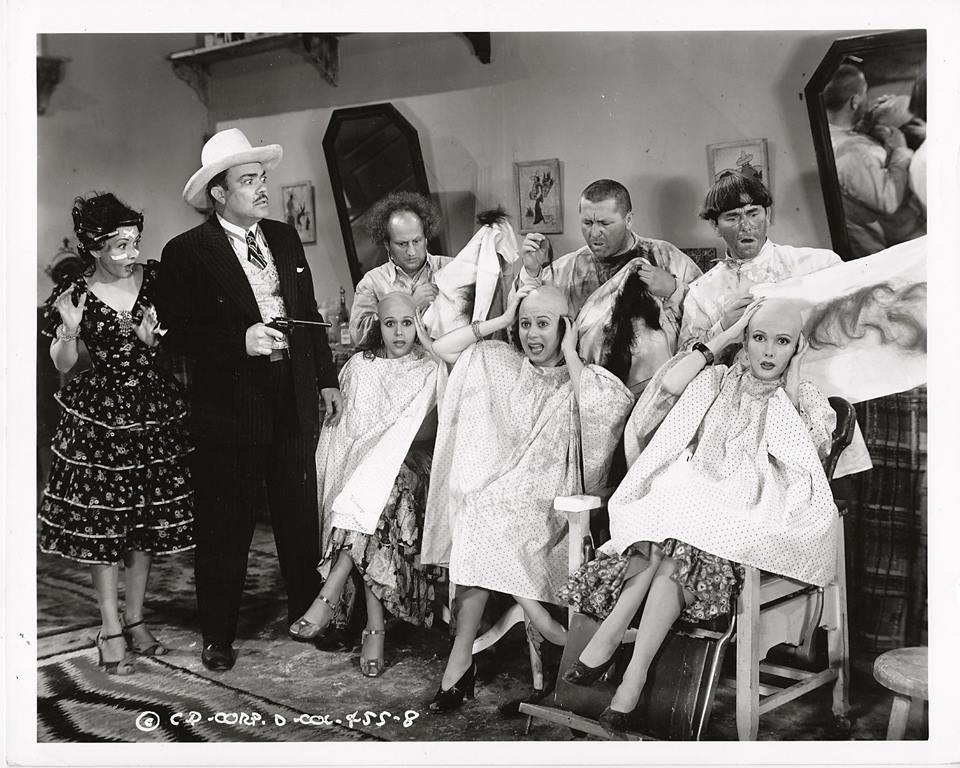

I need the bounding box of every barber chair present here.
[520,397,856,741]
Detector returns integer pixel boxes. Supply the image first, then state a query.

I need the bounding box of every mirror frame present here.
[322,102,434,286]
[804,29,926,261]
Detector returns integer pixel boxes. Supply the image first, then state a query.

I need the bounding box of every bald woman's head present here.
[744,299,804,381]
[377,291,418,359]
[516,285,571,367]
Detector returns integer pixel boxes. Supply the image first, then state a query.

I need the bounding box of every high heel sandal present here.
[95,631,135,676]
[561,654,615,687]
[121,617,168,657]
[428,663,476,713]
[288,594,334,641]
[359,628,386,678]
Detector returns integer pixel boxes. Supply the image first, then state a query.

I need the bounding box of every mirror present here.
[323,103,440,285]
[805,30,926,260]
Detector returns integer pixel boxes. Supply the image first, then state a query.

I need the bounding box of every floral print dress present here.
[38,260,195,564]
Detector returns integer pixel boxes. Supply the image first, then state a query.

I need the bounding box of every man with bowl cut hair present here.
[156,128,344,672]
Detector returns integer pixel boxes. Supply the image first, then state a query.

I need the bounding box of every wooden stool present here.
[872,647,928,740]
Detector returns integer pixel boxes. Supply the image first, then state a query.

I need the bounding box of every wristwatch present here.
[692,342,714,366]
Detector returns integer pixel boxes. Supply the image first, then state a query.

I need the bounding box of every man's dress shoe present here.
[201,643,235,671]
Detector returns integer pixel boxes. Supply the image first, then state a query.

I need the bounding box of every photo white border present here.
[5,1,960,766]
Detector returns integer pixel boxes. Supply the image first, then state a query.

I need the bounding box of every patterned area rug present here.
[38,647,381,743]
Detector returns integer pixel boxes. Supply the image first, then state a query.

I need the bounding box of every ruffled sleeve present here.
[40,275,87,338]
[796,380,837,461]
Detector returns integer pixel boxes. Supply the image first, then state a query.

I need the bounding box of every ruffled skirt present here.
[38,372,195,564]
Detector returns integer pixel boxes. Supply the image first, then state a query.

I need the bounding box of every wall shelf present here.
[168,32,491,107]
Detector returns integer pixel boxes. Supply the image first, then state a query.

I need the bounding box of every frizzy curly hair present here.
[365,191,442,245]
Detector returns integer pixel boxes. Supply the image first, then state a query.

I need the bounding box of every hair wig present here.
[365,191,442,245]
[698,172,773,222]
[598,269,662,383]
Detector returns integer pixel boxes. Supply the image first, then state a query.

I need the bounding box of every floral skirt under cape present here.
[558,538,744,623]
[318,444,440,627]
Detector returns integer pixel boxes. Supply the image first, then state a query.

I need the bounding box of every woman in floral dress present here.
[39,193,194,675]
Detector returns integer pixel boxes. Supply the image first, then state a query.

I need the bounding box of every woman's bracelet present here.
[471,320,484,343]
[55,324,80,342]
[691,341,714,366]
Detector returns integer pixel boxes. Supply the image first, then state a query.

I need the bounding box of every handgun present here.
[266,317,332,333]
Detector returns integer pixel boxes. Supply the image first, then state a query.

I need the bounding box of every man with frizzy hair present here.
[349,191,452,345]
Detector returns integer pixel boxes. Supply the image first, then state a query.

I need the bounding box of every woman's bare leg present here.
[578,549,662,667]
[297,550,354,627]
[440,586,489,689]
[609,556,693,713]
[514,596,567,646]
[91,563,126,662]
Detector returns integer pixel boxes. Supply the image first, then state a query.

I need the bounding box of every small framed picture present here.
[280,181,317,244]
[514,158,562,234]
[706,138,770,190]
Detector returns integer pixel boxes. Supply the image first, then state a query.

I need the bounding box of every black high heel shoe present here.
[598,705,632,739]
[561,654,615,687]
[428,663,476,713]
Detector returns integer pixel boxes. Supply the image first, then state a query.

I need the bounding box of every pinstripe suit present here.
[157,215,338,645]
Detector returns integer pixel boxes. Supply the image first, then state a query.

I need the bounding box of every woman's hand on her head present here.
[54,286,86,332]
[560,315,579,358]
[785,330,809,403]
[723,297,763,343]
[502,285,533,324]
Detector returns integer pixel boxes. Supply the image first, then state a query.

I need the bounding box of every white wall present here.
[220,31,853,306]
[37,34,208,302]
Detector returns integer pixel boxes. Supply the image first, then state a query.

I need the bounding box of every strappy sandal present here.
[96,631,135,675]
[121,617,169,657]
[289,594,335,641]
[359,628,386,677]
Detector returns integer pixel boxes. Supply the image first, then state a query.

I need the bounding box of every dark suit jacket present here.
[156,216,338,446]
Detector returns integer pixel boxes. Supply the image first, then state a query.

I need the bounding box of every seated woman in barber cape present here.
[289,292,443,678]
[420,284,634,712]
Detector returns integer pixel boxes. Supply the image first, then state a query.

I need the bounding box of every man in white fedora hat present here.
[156,128,344,671]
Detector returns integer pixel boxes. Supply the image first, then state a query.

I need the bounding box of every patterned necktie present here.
[245,230,267,270]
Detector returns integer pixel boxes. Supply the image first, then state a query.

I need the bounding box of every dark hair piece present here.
[599,269,661,383]
[581,179,632,215]
[699,172,772,222]
[366,191,442,245]
[206,170,229,207]
[71,192,143,275]
[476,206,508,226]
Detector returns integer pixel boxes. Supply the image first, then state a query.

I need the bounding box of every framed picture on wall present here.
[280,181,317,244]
[706,138,770,190]
[680,246,719,274]
[514,158,562,234]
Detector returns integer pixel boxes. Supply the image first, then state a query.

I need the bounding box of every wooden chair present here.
[522,397,856,740]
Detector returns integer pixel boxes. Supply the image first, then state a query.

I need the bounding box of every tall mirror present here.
[805,30,926,260]
[323,103,440,285]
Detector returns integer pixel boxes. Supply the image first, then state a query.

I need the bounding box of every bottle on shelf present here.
[338,286,352,346]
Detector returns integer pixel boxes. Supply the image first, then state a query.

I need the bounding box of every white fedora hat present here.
[182,128,283,209]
